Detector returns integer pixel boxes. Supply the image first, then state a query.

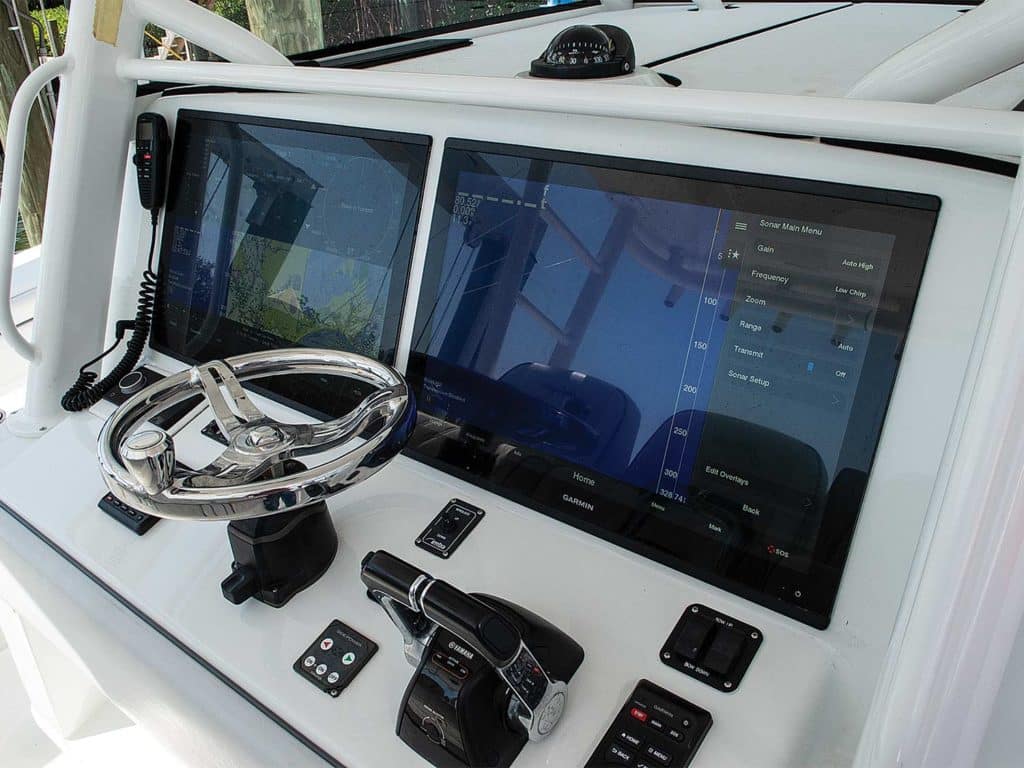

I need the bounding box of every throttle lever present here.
[360,550,569,741]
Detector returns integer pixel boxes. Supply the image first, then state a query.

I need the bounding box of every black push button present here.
[617,730,643,749]
[673,613,715,660]
[644,744,674,765]
[703,626,746,676]
[606,743,635,765]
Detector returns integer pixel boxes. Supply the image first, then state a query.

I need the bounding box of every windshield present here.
[203,0,590,59]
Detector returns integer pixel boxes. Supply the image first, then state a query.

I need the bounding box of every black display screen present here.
[152,111,429,417]
[408,140,938,627]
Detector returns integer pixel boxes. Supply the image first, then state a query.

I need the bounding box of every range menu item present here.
[407,139,937,627]
[152,110,429,418]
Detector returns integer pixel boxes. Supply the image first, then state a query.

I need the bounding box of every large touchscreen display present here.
[408,140,938,627]
[152,111,429,416]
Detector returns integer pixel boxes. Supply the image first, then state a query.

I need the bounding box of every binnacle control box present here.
[395,593,584,768]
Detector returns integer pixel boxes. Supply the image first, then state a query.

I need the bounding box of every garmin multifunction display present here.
[408,140,938,626]
[152,111,428,416]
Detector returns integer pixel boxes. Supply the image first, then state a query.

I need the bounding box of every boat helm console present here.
[4,4,1019,768]
[82,84,941,763]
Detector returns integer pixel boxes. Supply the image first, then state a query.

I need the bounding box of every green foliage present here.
[213,0,251,30]
[30,6,68,55]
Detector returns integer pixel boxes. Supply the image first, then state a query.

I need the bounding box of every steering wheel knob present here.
[120,428,175,495]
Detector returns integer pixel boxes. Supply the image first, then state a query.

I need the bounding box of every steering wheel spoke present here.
[284,386,406,457]
[186,445,276,488]
[191,360,267,439]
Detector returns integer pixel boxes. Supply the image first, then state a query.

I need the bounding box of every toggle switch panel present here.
[415,498,485,559]
[660,604,763,692]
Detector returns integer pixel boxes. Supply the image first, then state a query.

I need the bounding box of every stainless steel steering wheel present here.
[98,349,415,521]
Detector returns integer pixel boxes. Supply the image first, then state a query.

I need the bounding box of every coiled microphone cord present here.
[61,214,159,412]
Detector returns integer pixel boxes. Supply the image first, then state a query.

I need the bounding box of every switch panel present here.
[660,604,762,692]
[293,620,378,698]
[415,498,485,559]
[585,680,712,768]
[98,492,159,535]
[97,461,193,536]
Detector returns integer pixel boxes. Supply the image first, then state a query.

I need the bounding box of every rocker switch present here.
[673,613,714,661]
[702,626,745,677]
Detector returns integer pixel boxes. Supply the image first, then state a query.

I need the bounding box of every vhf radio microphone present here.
[133,112,170,214]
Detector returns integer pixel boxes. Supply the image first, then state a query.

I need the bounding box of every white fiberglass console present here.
[0,25,1020,766]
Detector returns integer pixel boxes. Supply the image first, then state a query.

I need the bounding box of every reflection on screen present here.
[409,143,936,624]
[152,113,428,416]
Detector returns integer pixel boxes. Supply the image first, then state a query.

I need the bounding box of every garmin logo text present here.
[562,494,595,512]
[448,641,475,660]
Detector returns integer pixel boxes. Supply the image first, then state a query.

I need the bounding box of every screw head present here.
[723,681,733,689]
[662,651,671,660]
[751,632,759,640]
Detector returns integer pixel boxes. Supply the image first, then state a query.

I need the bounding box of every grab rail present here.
[0,56,69,363]
[119,58,1024,158]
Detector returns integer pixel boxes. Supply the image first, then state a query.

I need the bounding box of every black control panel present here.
[586,680,712,767]
[660,604,762,692]
[103,367,163,407]
[415,499,485,559]
[98,492,159,535]
[293,620,378,698]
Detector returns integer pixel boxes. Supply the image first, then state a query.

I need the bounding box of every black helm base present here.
[221,500,338,608]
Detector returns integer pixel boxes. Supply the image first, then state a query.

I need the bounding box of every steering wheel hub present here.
[243,424,288,450]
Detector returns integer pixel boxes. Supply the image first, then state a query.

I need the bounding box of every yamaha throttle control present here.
[361,551,584,768]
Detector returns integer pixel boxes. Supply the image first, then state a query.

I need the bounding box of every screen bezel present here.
[405,138,940,629]
[150,109,431,420]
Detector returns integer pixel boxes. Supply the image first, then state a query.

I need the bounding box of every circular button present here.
[303,655,316,668]
[537,691,566,736]
[320,638,334,651]
[118,370,147,396]
[422,717,445,746]
[315,663,328,676]
[327,672,340,685]
[341,652,356,666]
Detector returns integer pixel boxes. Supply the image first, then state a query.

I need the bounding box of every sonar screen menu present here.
[407,140,938,626]
[151,112,429,417]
